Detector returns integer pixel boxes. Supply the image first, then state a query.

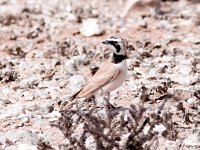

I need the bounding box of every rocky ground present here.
[0,0,200,149]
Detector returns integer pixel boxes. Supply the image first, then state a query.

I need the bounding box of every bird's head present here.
[102,36,126,56]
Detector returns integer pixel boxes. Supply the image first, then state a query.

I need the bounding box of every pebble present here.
[40,105,54,115]
[5,144,37,150]
[71,123,85,140]
[23,91,34,101]
[5,145,17,150]
[0,132,6,144]
[162,139,181,150]
[0,104,24,119]
[64,58,77,74]
[68,75,86,92]
[5,129,38,144]
[45,111,61,119]
[17,144,37,150]
[170,74,198,86]
[183,35,200,44]
[80,18,103,37]
[21,117,29,123]
[33,119,49,129]
[178,65,193,76]
[186,97,198,104]
[20,76,41,89]
[0,97,11,105]
[85,135,96,150]
[182,132,200,148]
[64,55,87,74]
[153,124,166,134]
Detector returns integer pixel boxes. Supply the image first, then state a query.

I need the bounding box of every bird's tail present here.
[60,90,81,111]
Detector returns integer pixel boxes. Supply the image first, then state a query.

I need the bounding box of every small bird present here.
[61,36,128,110]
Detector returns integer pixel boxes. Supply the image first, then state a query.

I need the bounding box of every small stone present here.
[48,118,59,122]
[1,87,14,95]
[71,114,80,123]
[0,97,11,105]
[153,124,166,134]
[40,105,54,115]
[24,103,40,112]
[23,91,34,101]
[170,74,198,86]
[85,135,96,150]
[5,145,17,150]
[20,77,40,89]
[80,18,103,37]
[143,125,151,135]
[21,117,29,123]
[163,139,181,150]
[183,35,200,44]
[71,123,85,140]
[48,87,61,99]
[178,65,193,75]
[0,104,24,118]
[33,118,49,128]
[51,58,61,67]
[182,132,200,148]
[0,132,6,144]
[64,55,86,74]
[68,75,86,92]
[6,129,38,144]
[186,97,198,104]
[17,144,37,150]
[45,111,61,119]
[139,20,147,28]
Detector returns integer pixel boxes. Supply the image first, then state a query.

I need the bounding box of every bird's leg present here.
[104,93,123,110]
[90,95,96,107]
[104,93,112,128]
[104,93,116,109]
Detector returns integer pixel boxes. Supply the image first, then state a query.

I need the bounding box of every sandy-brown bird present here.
[61,36,128,110]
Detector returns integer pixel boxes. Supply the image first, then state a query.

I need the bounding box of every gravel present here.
[0,0,200,149]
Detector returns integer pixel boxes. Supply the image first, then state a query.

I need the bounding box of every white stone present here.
[17,143,37,150]
[153,124,166,134]
[178,65,193,75]
[6,129,38,144]
[68,75,86,92]
[187,97,198,104]
[0,104,24,118]
[80,18,103,37]
[21,117,29,123]
[71,123,85,140]
[143,125,151,135]
[85,135,96,150]
[64,55,86,74]
[5,145,17,150]
[23,91,34,101]
[45,111,61,119]
[0,97,11,105]
[182,132,200,148]
[162,139,181,150]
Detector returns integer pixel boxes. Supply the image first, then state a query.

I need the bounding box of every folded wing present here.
[78,63,120,97]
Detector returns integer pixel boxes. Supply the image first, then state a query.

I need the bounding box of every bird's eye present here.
[107,41,121,52]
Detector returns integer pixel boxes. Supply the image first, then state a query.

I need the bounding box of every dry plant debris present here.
[0,0,200,149]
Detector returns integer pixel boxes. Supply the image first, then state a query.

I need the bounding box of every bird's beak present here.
[102,40,110,45]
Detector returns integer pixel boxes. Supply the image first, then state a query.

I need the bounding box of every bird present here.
[61,36,128,110]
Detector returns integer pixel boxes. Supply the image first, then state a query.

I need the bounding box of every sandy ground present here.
[0,0,200,149]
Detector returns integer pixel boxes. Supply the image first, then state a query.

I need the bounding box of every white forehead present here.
[107,37,123,42]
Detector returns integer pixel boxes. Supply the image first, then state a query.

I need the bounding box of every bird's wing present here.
[77,63,120,97]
